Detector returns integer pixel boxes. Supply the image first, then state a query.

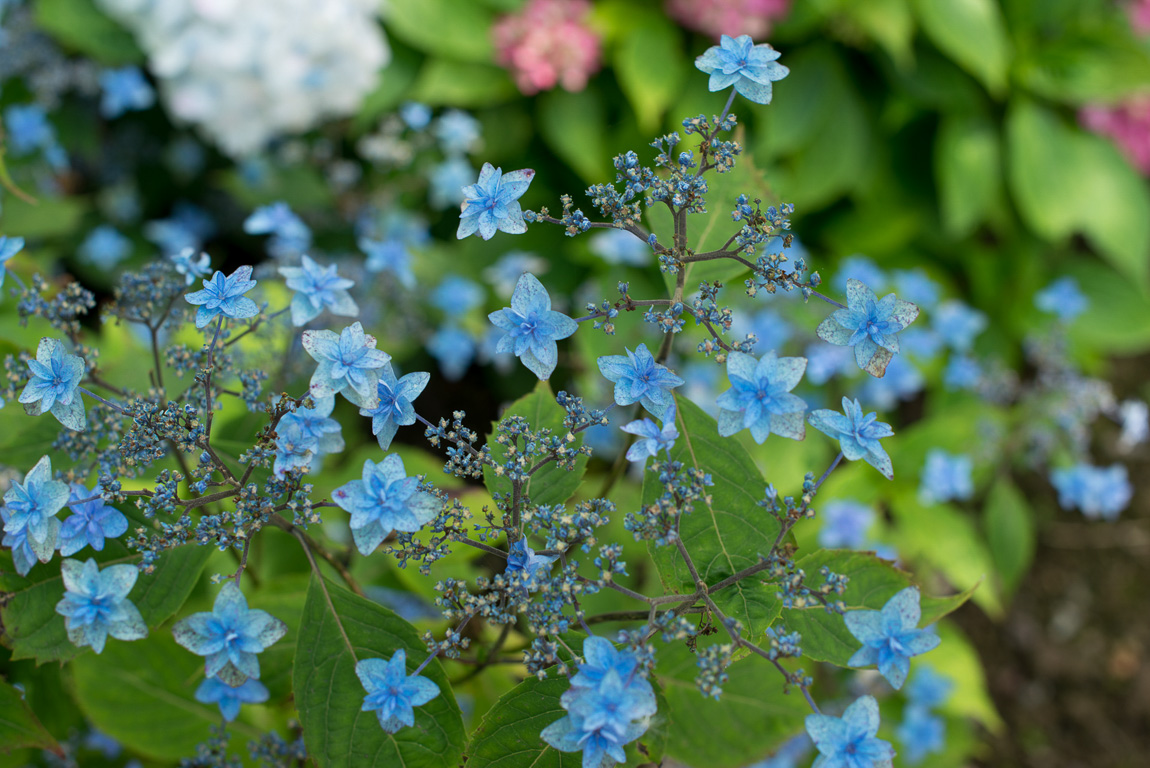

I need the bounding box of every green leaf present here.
[1067,261,1150,353]
[1073,133,1150,288]
[657,643,807,768]
[913,0,1011,95]
[537,86,609,184]
[0,195,86,240]
[613,14,685,133]
[482,380,589,509]
[641,395,783,637]
[2,540,212,664]
[983,476,1034,597]
[466,671,667,768]
[34,0,143,64]
[383,0,495,62]
[1016,33,1150,104]
[293,576,465,768]
[0,680,63,756]
[1005,97,1080,240]
[935,113,1002,237]
[755,45,838,159]
[411,60,517,107]
[842,0,916,68]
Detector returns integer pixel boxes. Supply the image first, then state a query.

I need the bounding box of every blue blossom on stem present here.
[356,649,441,733]
[172,582,288,686]
[818,501,874,549]
[932,300,986,352]
[504,539,558,583]
[817,279,919,378]
[845,587,940,689]
[302,322,390,409]
[457,162,535,240]
[904,666,953,709]
[597,343,684,420]
[274,394,344,476]
[896,706,945,764]
[194,677,269,722]
[332,454,438,556]
[0,235,25,289]
[170,248,211,286]
[2,455,69,564]
[99,67,155,118]
[694,34,789,105]
[1050,463,1133,520]
[279,254,359,326]
[716,351,807,443]
[621,411,678,462]
[808,397,895,479]
[184,266,259,329]
[359,237,416,288]
[917,450,973,505]
[1035,276,1088,322]
[79,225,132,269]
[19,337,87,431]
[359,363,429,450]
[54,558,147,654]
[805,695,895,768]
[488,273,577,380]
[58,484,128,556]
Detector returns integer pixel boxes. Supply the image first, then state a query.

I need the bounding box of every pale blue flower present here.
[278,254,358,326]
[804,342,854,385]
[716,351,807,443]
[169,248,211,286]
[892,269,940,309]
[896,706,945,764]
[808,397,895,479]
[589,228,650,266]
[78,226,131,269]
[489,273,578,380]
[918,450,973,505]
[817,279,919,378]
[19,337,87,430]
[932,300,986,352]
[359,237,416,288]
[1050,463,1132,521]
[1035,276,1088,321]
[818,501,874,549]
[244,202,311,256]
[433,109,481,154]
[55,557,147,654]
[185,266,259,328]
[431,275,484,317]
[172,582,287,685]
[194,677,269,722]
[271,420,318,478]
[1,235,26,289]
[1,522,38,576]
[5,454,71,566]
[99,67,155,118]
[429,157,475,209]
[904,666,953,709]
[427,324,476,381]
[845,587,940,689]
[694,34,789,105]
[504,539,558,584]
[302,322,390,408]
[356,649,441,733]
[274,394,344,476]
[621,412,678,462]
[457,162,535,241]
[943,355,981,390]
[399,102,432,130]
[833,255,887,294]
[597,343,684,420]
[805,695,895,768]
[58,484,128,556]
[332,454,438,556]
[359,363,429,450]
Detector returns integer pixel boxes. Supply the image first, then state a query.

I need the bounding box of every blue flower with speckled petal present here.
[359,363,429,450]
[597,343,684,420]
[172,582,287,686]
[184,266,259,329]
[356,649,441,733]
[58,484,128,556]
[694,34,789,105]
[716,351,807,444]
[279,254,358,326]
[845,587,940,689]
[2,455,69,564]
[19,337,87,431]
[457,163,535,240]
[817,279,919,378]
[55,558,146,654]
[332,454,438,556]
[302,322,390,409]
[805,695,895,768]
[808,397,895,479]
[489,273,577,380]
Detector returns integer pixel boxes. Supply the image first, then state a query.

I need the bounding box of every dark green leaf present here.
[1067,261,1150,353]
[913,0,1011,95]
[383,0,495,62]
[35,0,143,64]
[0,680,63,756]
[983,476,1034,596]
[537,87,609,184]
[613,14,685,133]
[935,113,1002,237]
[412,60,517,107]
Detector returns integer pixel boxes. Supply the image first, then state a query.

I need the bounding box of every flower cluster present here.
[492,0,601,95]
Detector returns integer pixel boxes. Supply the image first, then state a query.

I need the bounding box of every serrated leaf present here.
[482,380,588,509]
[983,476,1034,597]
[383,0,495,63]
[0,680,63,755]
[293,576,465,768]
[613,14,685,133]
[913,0,1011,95]
[935,113,1002,237]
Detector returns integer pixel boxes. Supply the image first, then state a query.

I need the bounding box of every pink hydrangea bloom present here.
[492,0,601,95]
[1128,0,1150,34]
[1080,98,1150,176]
[665,0,791,40]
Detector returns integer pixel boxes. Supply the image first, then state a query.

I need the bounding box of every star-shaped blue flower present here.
[597,343,685,420]
[570,636,642,689]
[1035,276,1088,322]
[359,363,429,450]
[99,67,155,119]
[488,273,577,380]
[457,162,535,241]
[355,649,441,733]
[359,237,416,288]
[172,582,288,686]
[917,449,973,505]
[194,677,269,722]
[808,397,895,479]
[332,454,438,556]
[817,279,919,378]
[845,587,941,689]
[504,539,557,586]
[19,337,87,431]
[273,394,344,477]
[897,705,945,764]
[805,695,895,768]
[1,523,39,577]
[716,351,808,444]
[170,248,212,286]
[55,557,147,654]
[2,455,69,566]
[278,254,359,326]
[0,235,25,290]
[694,34,789,105]
[620,411,678,462]
[302,322,390,409]
[58,483,128,556]
[184,266,259,329]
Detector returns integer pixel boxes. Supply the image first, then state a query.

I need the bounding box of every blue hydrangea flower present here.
[55,558,147,654]
[302,322,390,409]
[99,67,155,118]
[271,419,318,478]
[58,484,128,556]
[145,202,214,255]
[170,248,212,286]
[2,455,68,565]
[244,202,311,256]
[620,412,678,462]
[570,636,642,689]
[359,363,429,450]
[896,705,945,764]
[1,235,25,289]
[806,695,894,768]
[172,582,288,686]
[716,351,808,444]
[429,157,476,209]
[904,666,953,709]
[399,101,432,130]
[918,450,974,505]
[892,269,940,309]
[1,522,39,576]
[694,34,789,105]
[278,254,359,326]
[1035,276,1088,321]
[744,309,793,353]
[332,454,438,556]
[19,337,87,431]
[359,237,416,288]
[808,397,895,479]
[833,255,887,294]
[803,342,855,385]
[597,343,685,420]
[185,266,259,329]
[431,275,484,317]
[356,649,441,733]
[433,109,481,154]
[932,300,986,352]
[857,356,923,411]
[457,162,535,241]
[818,501,874,549]
[194,677,269,722]
[845,587,940,689]
[504,540,558,585]
[483,251,548,297]
[943,355,982,390]
[427,324,476,381]
[488,273,578,380]
[79,226,132,269]
[589,228,651,266]
[274,394,344,476]
[1050,463,1133,521]
[817,279,919,378]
